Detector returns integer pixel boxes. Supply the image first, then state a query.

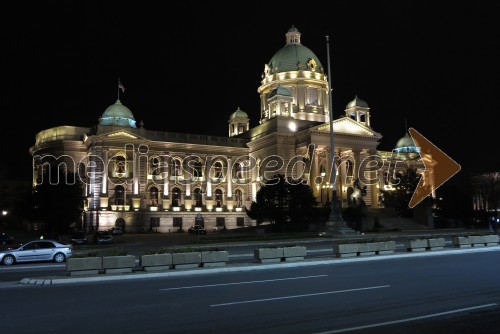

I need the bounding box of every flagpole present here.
[323,35,356,237]
[118,78,121,100]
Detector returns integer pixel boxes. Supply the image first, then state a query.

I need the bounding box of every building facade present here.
[29,26,426,233]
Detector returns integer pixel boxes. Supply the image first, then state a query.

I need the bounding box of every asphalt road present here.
[1,250,499,334]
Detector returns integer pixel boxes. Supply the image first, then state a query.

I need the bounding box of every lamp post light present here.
[1,210,7,232]
[323,35,356,236]
[322,182,333,207]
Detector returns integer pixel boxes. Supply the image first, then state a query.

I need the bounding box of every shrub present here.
[143,248,169,255]
[72,251,99,258]
[334,237,392,245]
[102,248,128,256]
[169,247,197,253]
[199,247,224,252]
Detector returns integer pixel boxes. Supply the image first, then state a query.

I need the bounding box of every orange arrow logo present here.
[408,127,461,208]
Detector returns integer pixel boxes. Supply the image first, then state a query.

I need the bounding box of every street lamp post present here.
[323,35,356,236]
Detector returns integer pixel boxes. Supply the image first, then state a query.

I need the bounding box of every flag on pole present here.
[118,79,126,93]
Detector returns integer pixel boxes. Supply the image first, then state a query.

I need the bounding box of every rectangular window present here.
[307,87,318,106]
[236,217,244,227]
[150,217,160,228]
[216,217,225,227]
[173,217,183,228]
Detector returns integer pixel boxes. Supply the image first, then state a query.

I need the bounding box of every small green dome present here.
[346,95,369,108]
[99,99,137,128]
[229,107,248,121]
[395,132,419,154]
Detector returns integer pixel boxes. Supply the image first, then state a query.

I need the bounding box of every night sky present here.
[3,1,499,188]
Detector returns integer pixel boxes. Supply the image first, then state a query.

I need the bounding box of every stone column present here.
[102,149,108,195]
[352,148,361,181]
[184,183,192,210]
[100,149,109,210]
[368,150,380,208]
[227,158,233,198]
[131,150,140,210]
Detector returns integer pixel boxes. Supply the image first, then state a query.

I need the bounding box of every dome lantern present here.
[228,107,249,137]
[345,95,371,127]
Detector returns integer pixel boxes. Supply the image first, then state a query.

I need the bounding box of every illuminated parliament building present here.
[30,26,425,233]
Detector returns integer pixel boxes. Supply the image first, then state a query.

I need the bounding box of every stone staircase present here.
[363,208,433,232]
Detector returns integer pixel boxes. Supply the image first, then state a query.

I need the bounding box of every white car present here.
[96,231,113,244]
[108,227,123,236]
[0,240,73,266]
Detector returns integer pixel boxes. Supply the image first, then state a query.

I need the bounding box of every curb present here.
[19,245,500,286]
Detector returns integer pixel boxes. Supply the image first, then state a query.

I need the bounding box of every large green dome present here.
[99,99,137,128]
[266,26,324,74]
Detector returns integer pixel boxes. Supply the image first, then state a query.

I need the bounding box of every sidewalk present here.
[19,229,500,286]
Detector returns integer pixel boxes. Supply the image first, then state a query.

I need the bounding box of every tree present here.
[433,183,470,228]
[32,166,84,234]
[246,174,317,231]
[0,179,32,229]
[379,167,426,218]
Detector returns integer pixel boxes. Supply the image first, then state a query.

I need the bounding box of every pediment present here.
[107,130,139,139]
[313,117,382,138]
[86,129,146,144]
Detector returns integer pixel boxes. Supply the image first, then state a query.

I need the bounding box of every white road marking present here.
[314,303,499,333]
[159,274,327,291]
[210,285,390,307]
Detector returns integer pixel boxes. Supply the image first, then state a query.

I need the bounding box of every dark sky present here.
[3,1,499,188]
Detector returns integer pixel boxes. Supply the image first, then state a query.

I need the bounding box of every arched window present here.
[215,189,223,207]
[194,188,203,207]
[193,161,203,178]
[235,162,243,179]
[172,187,181,207]
[115,156,126,176]
[115,185,125,205]
[115,217,125,228]
[150,157,160,176]
[171,159,181,177]
[213,162,223,179]
[235,189,243,207]
[149,187,159,206]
